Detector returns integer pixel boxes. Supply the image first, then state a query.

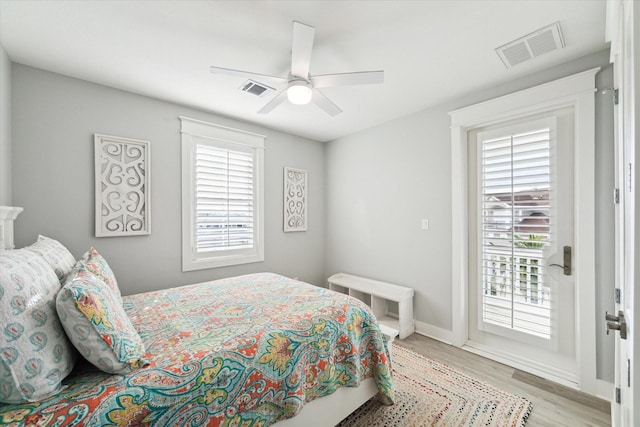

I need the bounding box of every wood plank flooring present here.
[395,334,611,427]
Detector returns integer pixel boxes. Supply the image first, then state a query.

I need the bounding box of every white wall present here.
[325,108,453,330]
[0,44,11,205]
[11,64,325,294]
[325,49,615,382]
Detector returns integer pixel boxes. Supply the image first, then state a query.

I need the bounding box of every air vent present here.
[496,22,565,69]
[240,80,275,97]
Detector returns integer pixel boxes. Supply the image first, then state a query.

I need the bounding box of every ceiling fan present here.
[210,21,384,116]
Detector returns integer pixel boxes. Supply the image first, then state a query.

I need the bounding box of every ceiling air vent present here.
[496,22,565,69]
[240,80,275,97]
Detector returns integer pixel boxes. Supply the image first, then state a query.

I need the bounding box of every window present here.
[477,118,555,340]
[180,117,264,271]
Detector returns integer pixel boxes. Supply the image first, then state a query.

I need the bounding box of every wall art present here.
[95,134,150,237]
[284,167,307,232]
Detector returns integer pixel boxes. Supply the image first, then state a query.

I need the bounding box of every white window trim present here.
[180,116,265,271]
[449,68,599,394]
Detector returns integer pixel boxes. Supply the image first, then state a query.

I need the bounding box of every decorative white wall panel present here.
[95,134,150,237]
[284,167,307,232]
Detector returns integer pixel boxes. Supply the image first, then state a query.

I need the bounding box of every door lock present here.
[605,311,627,339]
[549,246,572,275]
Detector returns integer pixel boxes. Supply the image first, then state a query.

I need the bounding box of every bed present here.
[0,236,394,427]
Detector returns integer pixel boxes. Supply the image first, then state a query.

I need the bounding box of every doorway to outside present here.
[467,109,577,385]
[450,68,599,394]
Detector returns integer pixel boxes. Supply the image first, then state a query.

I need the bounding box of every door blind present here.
[480,127,552,339]
[195,143,254,252]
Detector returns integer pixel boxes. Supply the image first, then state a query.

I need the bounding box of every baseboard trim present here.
[413,320,453,344]
[596,379,614,403]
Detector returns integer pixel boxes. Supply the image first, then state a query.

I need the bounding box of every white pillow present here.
[25,235,76,284]
[0,250,76,403]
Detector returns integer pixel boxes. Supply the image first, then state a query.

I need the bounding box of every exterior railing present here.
[482,246,549,308]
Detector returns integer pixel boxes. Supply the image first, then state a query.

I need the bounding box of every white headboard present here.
[0,206,23,250]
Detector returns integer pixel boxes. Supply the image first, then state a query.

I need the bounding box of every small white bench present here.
[328,273,414,339]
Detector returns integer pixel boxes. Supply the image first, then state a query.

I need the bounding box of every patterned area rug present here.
[338,344,532,426]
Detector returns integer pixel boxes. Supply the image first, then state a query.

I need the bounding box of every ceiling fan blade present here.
[312,89,342,116]
[210,66,288,84]
[257,89,288,114]
[311,70,384,88]
[291,21,315,78]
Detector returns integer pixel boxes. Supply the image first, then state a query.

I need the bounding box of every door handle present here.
[605,311,627,339]
[549,245,572,275]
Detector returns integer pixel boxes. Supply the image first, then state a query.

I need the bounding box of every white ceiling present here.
[0,1,608,142]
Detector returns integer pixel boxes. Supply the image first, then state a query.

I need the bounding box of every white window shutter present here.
[480,126,552,339]
[195,144,254,252]
[180,117,265,271]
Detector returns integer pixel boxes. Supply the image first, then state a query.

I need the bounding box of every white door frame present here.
[450,68,599,394]
[606,0,637,424]
[633,0,639,419]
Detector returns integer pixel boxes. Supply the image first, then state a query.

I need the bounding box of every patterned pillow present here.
[80,247,122,302]
[0,250,76,403]
[56,269,147,374]
[25,235,76,284]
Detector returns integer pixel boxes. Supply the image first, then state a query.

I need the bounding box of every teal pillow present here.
[56,269,147,374]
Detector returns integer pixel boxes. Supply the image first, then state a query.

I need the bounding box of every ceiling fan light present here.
[287,81,312,105]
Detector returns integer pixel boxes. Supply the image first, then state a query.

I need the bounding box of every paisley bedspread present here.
[0,273,394,426]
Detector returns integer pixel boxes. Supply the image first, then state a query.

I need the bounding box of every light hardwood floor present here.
[395,334,611,427]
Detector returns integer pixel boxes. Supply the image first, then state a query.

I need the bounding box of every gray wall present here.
[0,45,11,205]
[9,50,615,382]
[325,49,615,382]
[11,64,325,294]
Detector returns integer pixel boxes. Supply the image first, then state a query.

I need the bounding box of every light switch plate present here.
[421,219,429,230]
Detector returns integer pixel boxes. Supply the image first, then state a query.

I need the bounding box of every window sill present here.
[182,251,264,272]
